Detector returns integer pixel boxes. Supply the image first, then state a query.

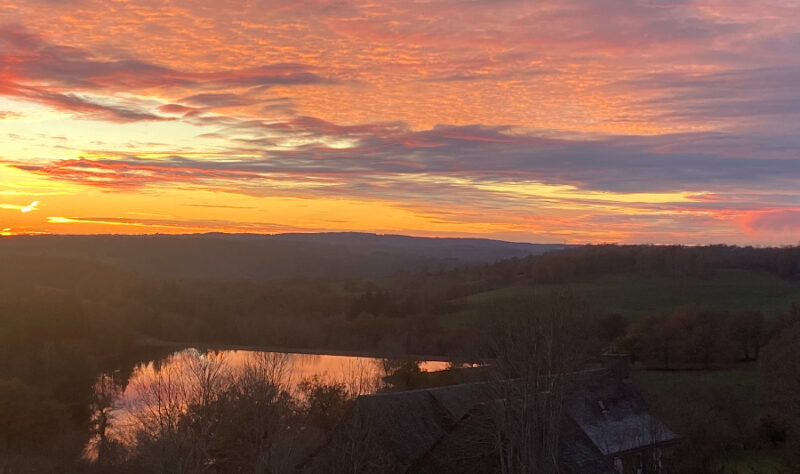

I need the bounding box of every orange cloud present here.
[1,0,800,244]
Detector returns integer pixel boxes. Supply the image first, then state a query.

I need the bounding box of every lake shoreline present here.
[136,336,477,363]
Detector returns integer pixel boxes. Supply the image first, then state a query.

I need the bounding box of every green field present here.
[454,269,800,323]
[633,364,759,406]
[633,366,798,473]
[710,449,791,474]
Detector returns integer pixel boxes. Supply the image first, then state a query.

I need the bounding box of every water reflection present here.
[86,348,448,461]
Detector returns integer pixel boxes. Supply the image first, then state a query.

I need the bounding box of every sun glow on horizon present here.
[1,0,799,244]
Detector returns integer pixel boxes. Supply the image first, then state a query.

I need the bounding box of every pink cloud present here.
[740,209,800,234]
[0,24,333,121]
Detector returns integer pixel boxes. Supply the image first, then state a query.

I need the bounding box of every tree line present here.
[4,244,800,471]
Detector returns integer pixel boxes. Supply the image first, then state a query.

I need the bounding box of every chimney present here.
[601,352,631,380]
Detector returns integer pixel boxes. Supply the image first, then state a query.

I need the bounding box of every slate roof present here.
[564,374,678,456]
[311,368,678,473]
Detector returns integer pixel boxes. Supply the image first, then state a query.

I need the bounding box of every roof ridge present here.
[361,367,610,399]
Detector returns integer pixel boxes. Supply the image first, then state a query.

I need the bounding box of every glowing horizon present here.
[2,0,800,245]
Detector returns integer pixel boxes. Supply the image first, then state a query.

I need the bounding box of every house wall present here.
[612,445,674,474]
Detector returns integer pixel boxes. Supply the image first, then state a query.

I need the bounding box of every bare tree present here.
[216,351,297,473]
[87,350,322,473]
[85,372,123,465]
[112,349,232,473]
[343,358,383,397]
[486,291,591,474]
[307,401,395,474]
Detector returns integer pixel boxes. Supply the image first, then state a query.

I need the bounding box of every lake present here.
[114,347,450,396]
[86,348,450,459]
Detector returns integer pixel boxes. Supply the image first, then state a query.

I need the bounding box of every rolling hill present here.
[0,233,567,280]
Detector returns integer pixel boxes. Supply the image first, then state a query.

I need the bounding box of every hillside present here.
[0,233,566,280]
[452,269,800,324]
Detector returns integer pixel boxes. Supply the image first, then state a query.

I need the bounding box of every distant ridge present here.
[0,233,569,280]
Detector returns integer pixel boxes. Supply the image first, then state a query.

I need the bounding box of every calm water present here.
[87,348,449,458]
[117,348,449,395]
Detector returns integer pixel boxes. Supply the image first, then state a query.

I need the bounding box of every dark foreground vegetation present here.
[2,237,800,472]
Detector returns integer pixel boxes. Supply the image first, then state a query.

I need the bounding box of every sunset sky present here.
[1,0,799,244]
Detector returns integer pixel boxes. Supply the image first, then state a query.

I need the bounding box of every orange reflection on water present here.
[86,348,448,459]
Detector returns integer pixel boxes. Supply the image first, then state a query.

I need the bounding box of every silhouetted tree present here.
[485,292,593,474]
[760,321,800,449]
[631,306,738,369]
[728,310,764,361]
